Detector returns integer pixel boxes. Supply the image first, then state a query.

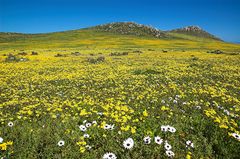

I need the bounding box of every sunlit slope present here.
[0,28,240,52]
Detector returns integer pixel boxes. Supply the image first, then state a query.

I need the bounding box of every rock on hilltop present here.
[91,22,167,38]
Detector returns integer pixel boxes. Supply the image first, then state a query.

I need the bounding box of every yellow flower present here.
[131,127,136,134]
[0,143,7,150]
[76,138,87,146]
[100,121,106,129]
[219,124,228,129]
[51,114,57,119]
[186,151,192,159]
[27,110,33,115]
[120,125,130,131]
[161,106,170,111]
[133,119,139,122]
[80,109,88,116]
[0,141,13,150]
[6,141,13,145]
[143,109,148,117]
[214,117,221,123]
[80,146,86,153]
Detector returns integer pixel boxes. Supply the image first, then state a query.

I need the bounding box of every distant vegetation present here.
[87,55,105,64]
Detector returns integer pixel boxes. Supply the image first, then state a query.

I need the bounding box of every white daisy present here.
[8,121,14,127]
[143,136,151,144]
[104,124,112,130]
[223,109,230,116]
[83,134,90,138]
[85,122,92,128]
[186,140,191,145]
[110,124,115,130]
[173,100,177,104]
[166,150,175,157]
[154,136,163,145]
[166,125,172,132]
[0,137,3,143]
[57,140,65,147]
[79,125,87,132]
[196,106,201,109]
[161,125,168,132]
[219,106,224,110]
[232,133,240,140]
[169,127,176,133]
[123,138,134,149]
[186,140,194,148]
[181,109,186,113]
[164,142,172,150]
[190,143,194,148]
[86,145,92,150]
[103,152,117,159]
[98,112,103,116]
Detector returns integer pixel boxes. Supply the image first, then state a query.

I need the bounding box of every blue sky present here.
[0,0,240,42]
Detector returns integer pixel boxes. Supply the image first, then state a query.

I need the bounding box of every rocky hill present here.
[91,22,167,38]
[169,26,222,41]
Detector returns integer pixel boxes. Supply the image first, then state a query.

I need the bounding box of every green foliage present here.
[4,54,29,62]
[87,55,105,64]
[54,53,67,57]
[109,52,129,56]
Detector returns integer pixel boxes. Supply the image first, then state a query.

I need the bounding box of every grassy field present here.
[0,30,240,158]
[1,29,240,52]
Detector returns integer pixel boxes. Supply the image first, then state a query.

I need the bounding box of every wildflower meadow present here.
[0,48,239,158]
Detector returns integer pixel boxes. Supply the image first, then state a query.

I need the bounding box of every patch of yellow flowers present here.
[0,48,240,158]
[0,141,13,151]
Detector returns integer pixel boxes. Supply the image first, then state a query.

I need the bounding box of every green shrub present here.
[87,56,105,64]
[5,54,29,62]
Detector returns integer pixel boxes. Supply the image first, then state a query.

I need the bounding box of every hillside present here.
[169,26,222,41]
[0,22,239,52]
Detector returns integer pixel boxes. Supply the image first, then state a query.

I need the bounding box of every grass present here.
[0,30,240,158]
[1,29,240,52]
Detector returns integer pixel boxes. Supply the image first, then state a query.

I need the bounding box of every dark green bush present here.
[5,54,29,62]
[87,56,105,64]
